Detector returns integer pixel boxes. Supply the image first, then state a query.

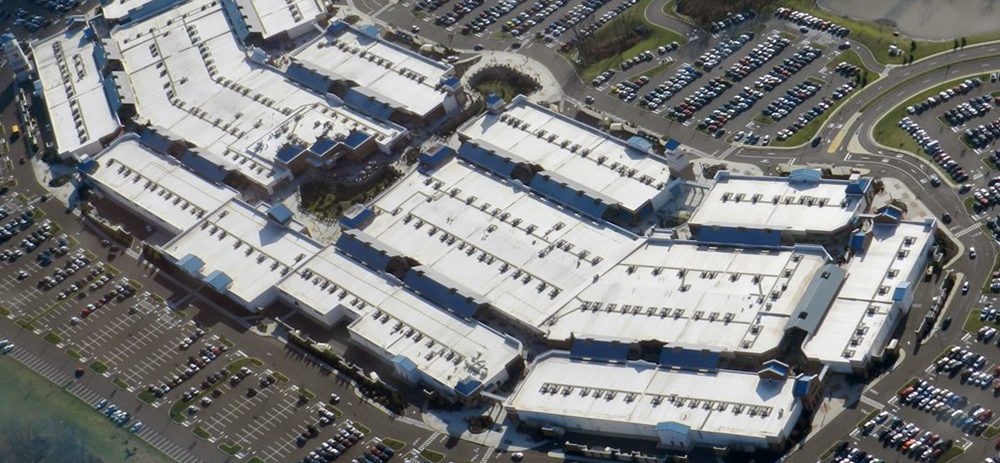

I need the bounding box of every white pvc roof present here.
[547,242,829,354]
[460,97,671,212]
[162,199,321,306]
[278,246,521,391]
[689,175,863,233]
[362,158,643,328]
[242,0,324,39]
[292,24,452,117]
[507,355,800,439]
[89,136,237,233]
[109,0,404,190]
[804,220,933,364]
[32,28,118,155]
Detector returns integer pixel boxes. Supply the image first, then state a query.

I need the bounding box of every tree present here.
[961,36,967,47]
[910,40,916,52]
[953,39,959,50]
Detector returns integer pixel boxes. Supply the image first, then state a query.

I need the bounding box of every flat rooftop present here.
[688,171,867,234]
[546,241,830,354]
[361,158,643,329]
[459,96,672,213]
[101,0,183,21]
[236,0,324,40]
[109,0,404,189]
[291,22,452,118]
[31,27,118,156]
[89,135,237,234]
[804,220,934,364]
[507,354,800,440]
[278,246,521,392]
[162,199,321,307]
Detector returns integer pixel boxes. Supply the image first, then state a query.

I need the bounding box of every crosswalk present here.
[954,223,982,238]
[859,395,885,411]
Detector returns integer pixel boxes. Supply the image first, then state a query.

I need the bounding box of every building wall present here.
[91,183,184,236]
[277,290,349,328]
[511,409,790,451]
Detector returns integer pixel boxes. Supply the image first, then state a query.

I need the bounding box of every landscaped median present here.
[872,73,991,156]
[566,0,687,82]
[419,449,445,463]
[771,52,877,148]
[169,357,264,424]
[218,441,242,456]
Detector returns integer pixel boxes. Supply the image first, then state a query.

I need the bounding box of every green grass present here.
[857,408,880,428]
[298,387,316,400]
[896,378,918,394]
[137,389,158,405]
[218,335,235,348]
[16,318,35,331]
[323,404,344,417]
[773,54,877,148]
[248,458,266,463]
[571,0,686,82]
[472,81,523,103]
[780,0,1000,65]
[218,442,242,456]
[66,349,81,360]
[42,331,62,345]
[14,192,28,203]
[938,445,965,463]
[381,438,406,451]
[0,305,9,317]
[753,114,775,125]
[272,370,289,383]
[113,377,130,390]
[150,293,166,304]
[30,207,45,219]
[104,263,121,277]
[872,73,989,158]
[420,449,446,463]
[193,426,211,440]
[628,61,673,82]
[353,422,371,435]
[962,309,999,335]
[0,356,173,462]
[964,196,978,214]
[88,360,109,374]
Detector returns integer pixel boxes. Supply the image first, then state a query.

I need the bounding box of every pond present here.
[818,0,1000,40]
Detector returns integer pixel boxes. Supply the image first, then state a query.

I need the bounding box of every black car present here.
[942,212,952,224]
[942,316,952,330]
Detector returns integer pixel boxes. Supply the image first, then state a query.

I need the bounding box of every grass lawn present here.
[248,458,266,463]
[857,409,880,428]
[872,73,990,161]
[572,0,686,82]
[964,197,978,214]
[896,377,919,394]
[89,360,109,374]
[218,442,242,456]
[193,427,211,440]
[939,445,965,463]
[420,449,446,463]
[272,370,289,383]
[772,53,877,148]
[0,356,171,462]
[353,422,371,435]
[113,377,130,390]
[962,309,1000,335]
[628,61,673,82]
[381,438,406,451]
[298,387,316,400]
[780,0,1000,65]
[66,349,81,360]
[472,80,522,102]
[218,335,235,348]
[0,305,9,316]
[43,330,62,345]
[753,114,775,125]
[323,404,344,417]
[137,389,158,405]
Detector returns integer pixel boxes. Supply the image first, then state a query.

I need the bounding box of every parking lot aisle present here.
[73,312,144,358]
[119,336,190,385]
[198,378,280,436]
[231,393,300,448]
[9,346,72,385]
[136,426,205,463]
[259,427,305,462]
[98,316,177,368]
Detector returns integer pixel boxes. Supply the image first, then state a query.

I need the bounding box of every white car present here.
[962,281,970,294]
[970,247,977,259]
